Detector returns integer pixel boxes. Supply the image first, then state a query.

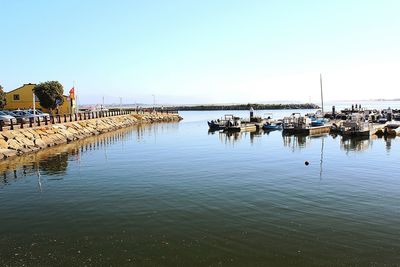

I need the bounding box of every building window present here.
[13,94,20,101]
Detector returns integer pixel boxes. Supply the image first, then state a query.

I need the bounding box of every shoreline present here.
[0,113,182,160]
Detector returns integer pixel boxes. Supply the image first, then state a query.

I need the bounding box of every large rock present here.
[0,139,8,149]
[7,139,23,150]
[0,149,18,158]
[15,136,35,148]
[40,136,55,147]
[22,131,35,140]
[34,139,47,149]
[1,131,16,141]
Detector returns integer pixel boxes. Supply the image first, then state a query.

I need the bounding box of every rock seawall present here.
[0,113,182,159]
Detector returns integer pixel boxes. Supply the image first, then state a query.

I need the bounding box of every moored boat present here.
[340,114,371,137]
[310,118,325,127]
[282,113,330,135]
[262,122,283,130]
[207,120,225,130]
[223,116,257,132]
[207,114,235,131]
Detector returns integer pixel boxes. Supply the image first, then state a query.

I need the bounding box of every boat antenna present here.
[320,73,324,114]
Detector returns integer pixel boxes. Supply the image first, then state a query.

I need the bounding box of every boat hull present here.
[225,124,257,132]
[342,129,370,137]
[207,121,225,130]
[283,125,330,135]
[262,124,282,130]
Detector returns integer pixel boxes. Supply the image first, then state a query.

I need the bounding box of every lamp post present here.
[32,90,36,116]
[152,94,155,111]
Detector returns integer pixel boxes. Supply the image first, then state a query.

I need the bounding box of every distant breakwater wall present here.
[0,113,182,160]
[172,103,320,111]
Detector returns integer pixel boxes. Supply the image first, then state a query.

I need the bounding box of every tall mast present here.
[320,73,324,114]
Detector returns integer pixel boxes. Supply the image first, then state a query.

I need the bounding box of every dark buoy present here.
[305,161,309,166]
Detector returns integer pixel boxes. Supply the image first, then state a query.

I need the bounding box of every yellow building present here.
[4,83,73,115]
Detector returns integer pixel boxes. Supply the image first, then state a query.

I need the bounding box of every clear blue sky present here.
[1,0,399,104]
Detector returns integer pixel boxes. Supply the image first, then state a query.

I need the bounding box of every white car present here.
[27,109,50,118]
[0,111,16,125]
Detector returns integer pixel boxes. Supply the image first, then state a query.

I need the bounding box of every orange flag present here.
[69,87,75,100]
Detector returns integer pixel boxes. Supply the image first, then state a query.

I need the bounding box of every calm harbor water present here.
[1,109,400,266]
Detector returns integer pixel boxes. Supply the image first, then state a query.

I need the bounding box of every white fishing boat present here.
[340,114,371,137]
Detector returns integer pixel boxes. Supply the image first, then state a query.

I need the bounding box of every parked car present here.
[27,109,50,118]
[0,111,17,125]
[11,110,38,123]
[3,111,26,123]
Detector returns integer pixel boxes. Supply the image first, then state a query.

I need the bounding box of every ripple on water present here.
[1,118,400,266]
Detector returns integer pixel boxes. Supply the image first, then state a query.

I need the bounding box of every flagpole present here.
[76,82,79,113]
[73,80,77,113]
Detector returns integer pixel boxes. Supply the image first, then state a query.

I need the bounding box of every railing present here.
[139,108,179,114]
[0,109,179,132]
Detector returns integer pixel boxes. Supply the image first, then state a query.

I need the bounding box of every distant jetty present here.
[172,103,320,111]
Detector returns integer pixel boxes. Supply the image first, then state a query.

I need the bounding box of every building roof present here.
[6,83,68,97]
[6,83,36,94]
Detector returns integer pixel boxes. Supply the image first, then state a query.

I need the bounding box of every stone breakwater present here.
[0,113,182,159]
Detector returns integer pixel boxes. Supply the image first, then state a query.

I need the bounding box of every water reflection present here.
[249,130,263,143]
[340,136,371,153]
[218,131,242,145]
[0,124,179,187]
[381,136,395,152]
[39,153,69,176]
[214,129,393,156]
[282,133,310,150]
[137,122,180,143]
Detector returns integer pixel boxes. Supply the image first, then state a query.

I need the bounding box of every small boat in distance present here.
[263,121,283,130]
[306,109,326,127]
[262,113,283,130]
[282,113,330,135]
[310,117,325,127]
[224,116,257,132]
[207,114,235,131]
[207,120,225,130]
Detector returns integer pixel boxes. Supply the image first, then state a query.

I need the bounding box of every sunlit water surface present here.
[1,109,400,266]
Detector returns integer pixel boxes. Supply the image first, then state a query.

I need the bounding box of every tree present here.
[33,81,64,113]
[0,85,6,109]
